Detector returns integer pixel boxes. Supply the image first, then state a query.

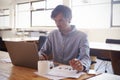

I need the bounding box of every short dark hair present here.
[51,5,72,19]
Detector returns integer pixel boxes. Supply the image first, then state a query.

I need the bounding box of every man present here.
[38,5,91,72]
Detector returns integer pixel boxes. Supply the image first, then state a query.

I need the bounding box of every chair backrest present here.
[0,37,7,51]
[106,39,120,44]
[38,36,47,51]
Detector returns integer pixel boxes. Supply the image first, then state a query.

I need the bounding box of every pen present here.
[76,70,80,74]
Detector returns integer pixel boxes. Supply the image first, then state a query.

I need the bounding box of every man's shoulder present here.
[76,30,87,37]
[49,29,59,34]
[48,29,59,37]
[72,25,87,36]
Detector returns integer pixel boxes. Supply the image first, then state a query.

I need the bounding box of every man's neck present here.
[60,25,72,35]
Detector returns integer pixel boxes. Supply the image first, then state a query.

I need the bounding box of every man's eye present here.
[60,19,64,22]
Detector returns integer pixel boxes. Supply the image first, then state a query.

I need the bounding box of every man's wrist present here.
[39,53,48,60]
[82,65,86,71]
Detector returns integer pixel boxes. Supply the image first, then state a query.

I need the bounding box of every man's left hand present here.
[69,58,84,72]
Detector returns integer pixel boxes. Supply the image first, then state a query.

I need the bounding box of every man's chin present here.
[58,27,63,30]
[57,26,62,29]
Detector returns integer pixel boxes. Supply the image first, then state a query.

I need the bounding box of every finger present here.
[69,58,76,65]
[72,60,79,69]
[74,61,80,67]
[76,64,83,71]
[73,61,83,71]
[69,59,73,65]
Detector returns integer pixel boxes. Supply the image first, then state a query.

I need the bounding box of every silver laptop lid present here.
[5,41,39,69]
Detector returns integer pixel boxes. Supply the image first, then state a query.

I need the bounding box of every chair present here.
[0,37,7,51]
[106,39,120,44]
[38,35,53,60]
[38,35,47,51]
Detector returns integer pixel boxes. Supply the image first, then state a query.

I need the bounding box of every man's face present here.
[53,13,70,30]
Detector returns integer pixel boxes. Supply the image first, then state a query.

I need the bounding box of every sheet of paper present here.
[35,65,85,80]
[87,73,120,80]
[35,72,65,80]
[48,65,84,78]
[0,58,11,63]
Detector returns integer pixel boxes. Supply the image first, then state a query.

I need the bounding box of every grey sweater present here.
[38,25,91,71]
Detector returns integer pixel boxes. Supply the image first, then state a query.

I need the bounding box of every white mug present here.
[38,60,54,74]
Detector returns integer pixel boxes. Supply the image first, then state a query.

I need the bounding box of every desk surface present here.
[3,37,39,42]
[0,51,93,80]
[90,42,120,51]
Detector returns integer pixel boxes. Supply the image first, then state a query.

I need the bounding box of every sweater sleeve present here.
[38,33,52,58]
[77,34,91,71]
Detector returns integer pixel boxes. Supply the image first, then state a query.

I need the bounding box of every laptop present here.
[5,41,39,69]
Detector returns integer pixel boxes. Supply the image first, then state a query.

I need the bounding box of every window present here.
[0,9,10,28]
[16,3,30,28]
[31,0,62,27]
[32,10,55,26]
[46,0,63,9]
[15,0,63,28]
[32,1,45,10]
[71,0,111,29]
[111,0,120,27]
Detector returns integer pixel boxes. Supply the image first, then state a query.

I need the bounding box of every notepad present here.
[87,73,120,80]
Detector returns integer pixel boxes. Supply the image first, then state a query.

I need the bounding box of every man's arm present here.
[38,35,52,60]
[69,35,91,71]
[78,35,91,71]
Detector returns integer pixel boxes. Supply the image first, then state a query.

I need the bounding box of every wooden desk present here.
[0,51,93,80]
[90,42,120,75]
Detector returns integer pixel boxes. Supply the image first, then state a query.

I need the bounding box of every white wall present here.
[0,0,120,42]
[79,28,120,42]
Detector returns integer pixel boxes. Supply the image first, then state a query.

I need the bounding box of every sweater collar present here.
[60,25,76,36]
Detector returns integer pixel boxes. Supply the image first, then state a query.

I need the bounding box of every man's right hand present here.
[39,54,48,60]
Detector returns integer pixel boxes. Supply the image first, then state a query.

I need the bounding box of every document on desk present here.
[87,73,120,80]
[35,65,85,80]
[0,58,11,63]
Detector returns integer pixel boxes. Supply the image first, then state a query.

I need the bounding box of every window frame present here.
[15,2,31,28]
[111,0,120,27]
[31,0,54,27]
[15,0,63,28]
[0,9,10,27]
